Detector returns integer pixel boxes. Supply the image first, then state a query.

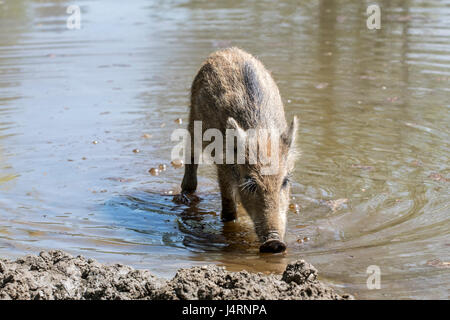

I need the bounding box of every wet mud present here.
[0,251,352,300]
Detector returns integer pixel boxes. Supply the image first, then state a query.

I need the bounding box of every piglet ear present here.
[283,116,298,148]
[227,117,246,142]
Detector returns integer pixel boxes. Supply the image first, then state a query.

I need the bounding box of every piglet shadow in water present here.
[104,191,256,253]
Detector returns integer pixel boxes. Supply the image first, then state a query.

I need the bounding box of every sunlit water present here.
[0,0,449,299]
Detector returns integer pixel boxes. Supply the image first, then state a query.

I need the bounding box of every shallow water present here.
[0,0,449,299]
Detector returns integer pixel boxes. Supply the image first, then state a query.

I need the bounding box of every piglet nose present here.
[259,239,287,253]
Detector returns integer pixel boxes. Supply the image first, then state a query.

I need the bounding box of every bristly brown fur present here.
[180,47,299,251]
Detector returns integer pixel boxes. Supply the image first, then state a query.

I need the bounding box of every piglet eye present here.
[282,175,291,189]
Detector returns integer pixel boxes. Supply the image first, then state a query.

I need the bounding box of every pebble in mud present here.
[92,140,98,144]
[158,164,167,171]
[174,118,182,124]
[297,237,310,244]
[171,159,184,169]
[289,203,301,214]
[142,133,152,139]
[148,168,159,176]
[132,149,140,153]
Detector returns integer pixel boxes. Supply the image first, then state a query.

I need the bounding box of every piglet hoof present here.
[259,239,287,253]
[173,193,192,205]
[173,193,201,206]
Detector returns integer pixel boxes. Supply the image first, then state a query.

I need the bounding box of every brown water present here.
[0,0,449,299]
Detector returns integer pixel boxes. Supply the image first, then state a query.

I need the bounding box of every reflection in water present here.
[105,192,258,253]
[0,0,449,299]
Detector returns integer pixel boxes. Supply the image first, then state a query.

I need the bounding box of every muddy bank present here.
[0,251,352,300]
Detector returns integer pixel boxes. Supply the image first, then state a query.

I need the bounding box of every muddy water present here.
[0,0,449,299]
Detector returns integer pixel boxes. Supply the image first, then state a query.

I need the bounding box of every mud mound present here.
[0,250,161,300]
[0,251,352,300]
